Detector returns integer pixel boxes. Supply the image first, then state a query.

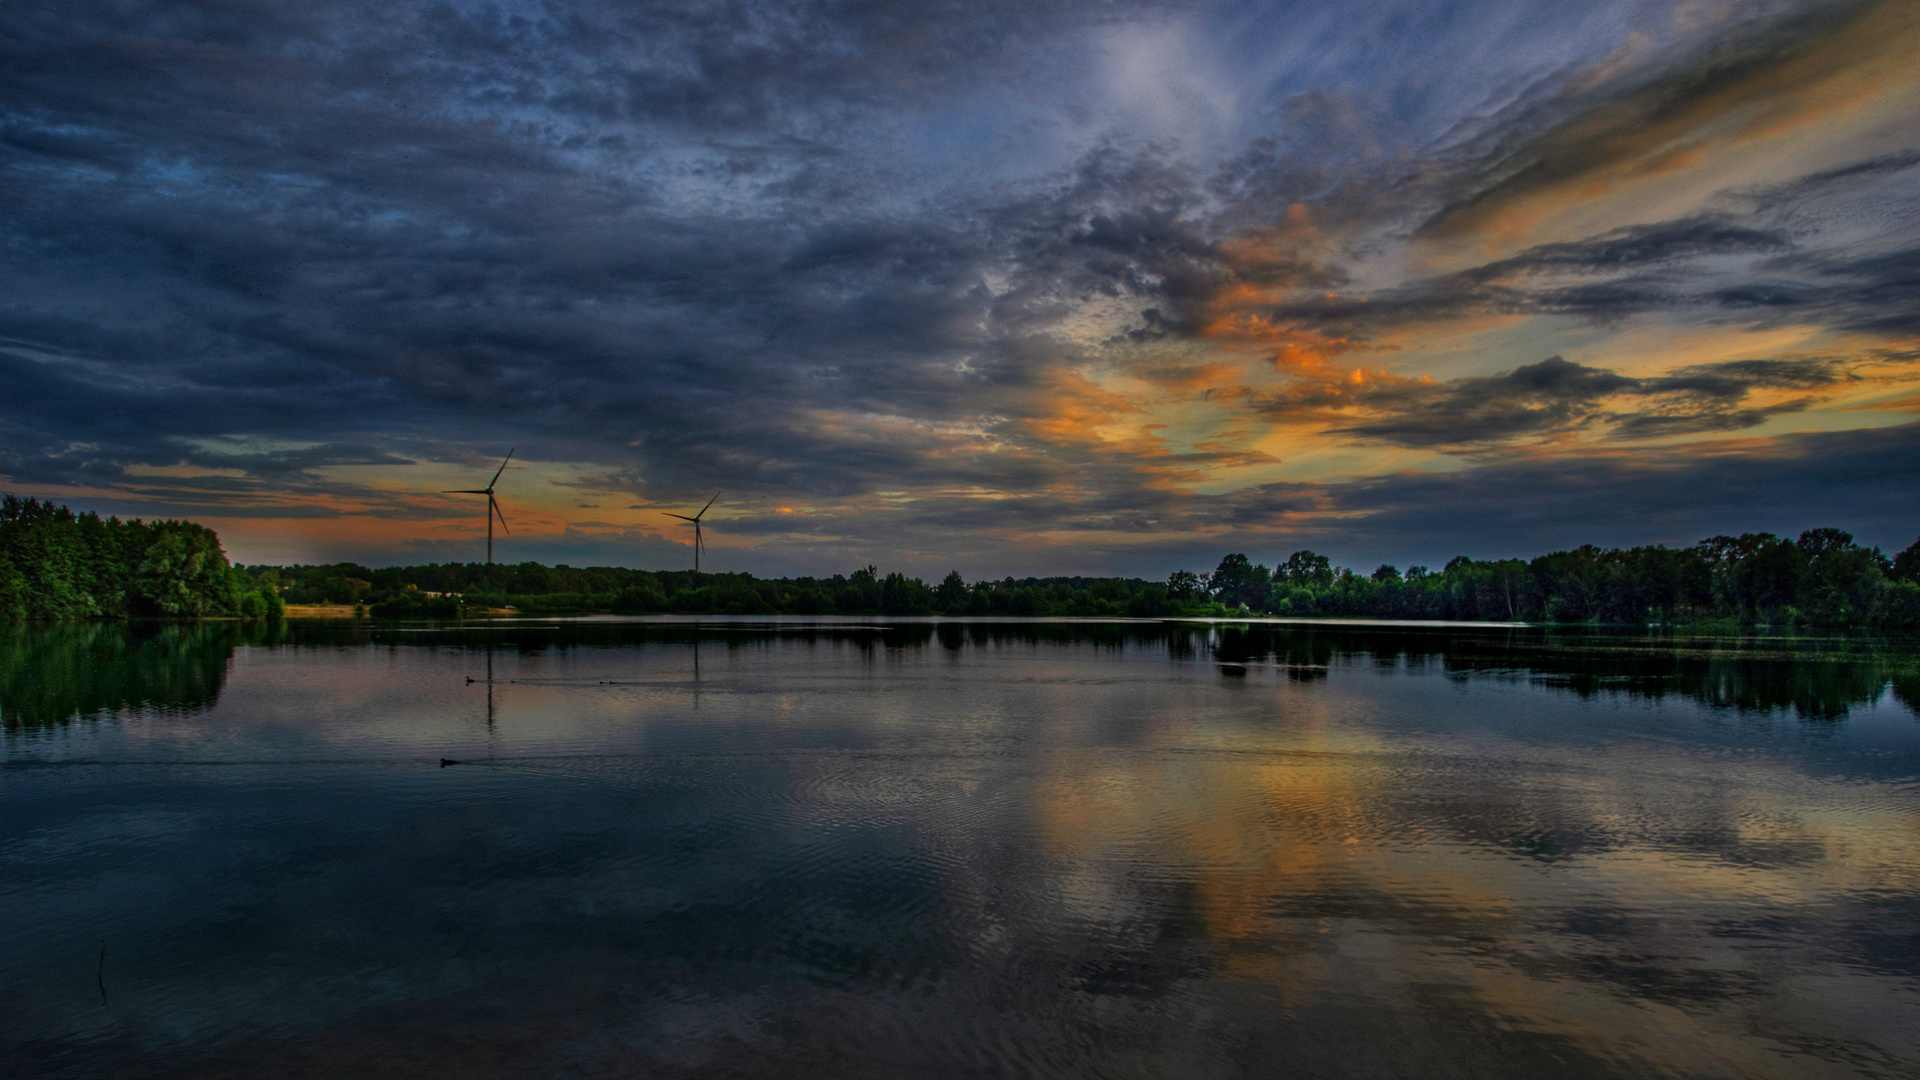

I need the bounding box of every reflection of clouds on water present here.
[1016,674,1920,1075]
[2,621,1917,1076]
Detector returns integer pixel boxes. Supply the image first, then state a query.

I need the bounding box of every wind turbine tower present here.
[444,450,514,564]
[666,492,720,572]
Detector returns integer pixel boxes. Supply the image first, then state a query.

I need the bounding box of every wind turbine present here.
[444,450,513,564]
[665,492,720,572]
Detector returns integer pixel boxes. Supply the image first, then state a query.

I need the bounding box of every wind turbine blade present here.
[664,513,697,522]
[694,491,721,519]
[488,449,515,490]
[491,496,510,535]
[444,489,491,494]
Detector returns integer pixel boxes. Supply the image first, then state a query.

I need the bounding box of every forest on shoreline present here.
[0,497,283,621]
[7,496,1920,629]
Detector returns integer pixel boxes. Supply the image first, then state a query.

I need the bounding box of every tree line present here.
[1197,528,1920,630]
[240,561,1205,619]
[248,526,1920,629]
[7,495,1920,628]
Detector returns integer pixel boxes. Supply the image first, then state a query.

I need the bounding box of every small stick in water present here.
[97,940,106,1005]
[440,758,459,767]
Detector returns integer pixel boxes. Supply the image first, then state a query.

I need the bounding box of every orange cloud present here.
[1017,370,1145,448]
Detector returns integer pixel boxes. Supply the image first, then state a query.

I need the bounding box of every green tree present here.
[1210,553,1270,611]
[610,577,668,613]
[1276,550,1333,589]
[1893,536,1920,582]
[879,572,934,615]
[132,524,235,617]
[936,570,968,612]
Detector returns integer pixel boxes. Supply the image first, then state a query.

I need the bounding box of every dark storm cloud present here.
[1330,357,1634,446]
[1467,219,1793,278]
[1215,3,1920,349]
[0,0,1199,505]
[1764,245,1920,335]
[693,420,1920,578]
[1264,215,1795,333]
[1322,355,1850,449]
[1131,422,1920,575]
[1741,149,1920,212]
[1,0,1914,571]
[1262,421,1920,566]
[1413,0,1902,241]
[1611,357,1851,438]
[0,118,1216,507]
[1257,187,1920,346]
[0,341,386,478]
[0,0,1157,140]
[0,0,1882,499]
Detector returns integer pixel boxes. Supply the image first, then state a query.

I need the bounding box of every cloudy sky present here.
[3,0,1918,576]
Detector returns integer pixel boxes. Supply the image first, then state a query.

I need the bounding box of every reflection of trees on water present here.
[4,618,1915,726]
[0,622,248,727]
[1200,625,1920,719]
[0,620,406,727]
[403,619,1920,718]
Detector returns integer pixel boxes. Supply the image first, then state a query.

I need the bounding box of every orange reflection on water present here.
[1023,661,1920,1075]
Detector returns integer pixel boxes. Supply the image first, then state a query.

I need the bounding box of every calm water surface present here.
[4,618,1919,1078]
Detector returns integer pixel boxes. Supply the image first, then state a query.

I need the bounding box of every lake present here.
[4,618,1918,1078]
